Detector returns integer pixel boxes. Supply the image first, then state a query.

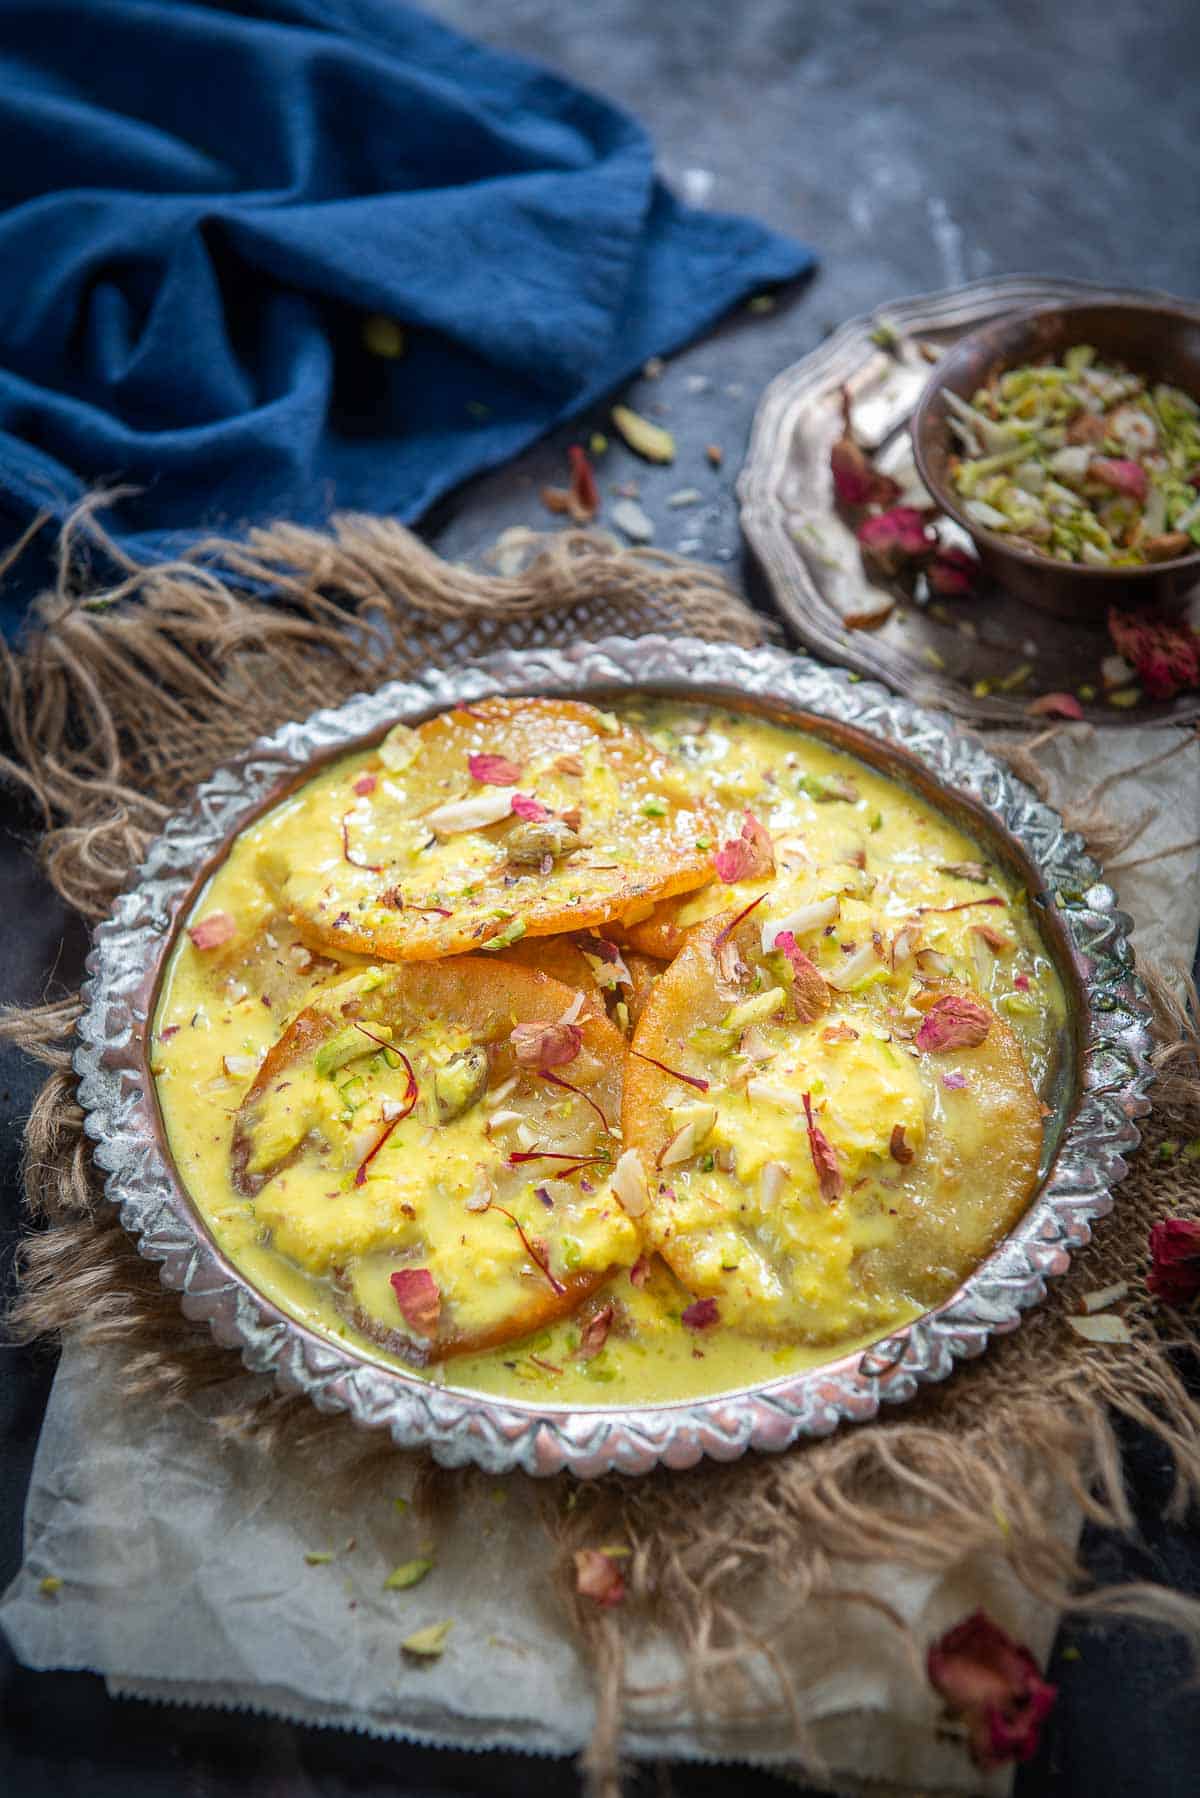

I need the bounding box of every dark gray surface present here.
[3,2,1200,1794]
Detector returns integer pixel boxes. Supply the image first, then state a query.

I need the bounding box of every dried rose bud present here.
[926,545,980,599]
[714,809,775,884]
[353,772,378,796]
[1088,457,1147,502]
[927,1609,1057,1769]
[574,1548,626,1607]
[829,388,902,509]
[915,994,991,1053]
[1108,606,1200,702]
[1147,1217,1200,1308]
[857,506,936,580]
[389,1268,441,1337]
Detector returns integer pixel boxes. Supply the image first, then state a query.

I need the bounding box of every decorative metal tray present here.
[739,274,1200,727]
[76,637,1154,1478]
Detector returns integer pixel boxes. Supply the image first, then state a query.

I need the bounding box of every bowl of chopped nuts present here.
[911,299,1200,620]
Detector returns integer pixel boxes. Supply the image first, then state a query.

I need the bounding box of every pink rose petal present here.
[469,752,523,785]
[188,911,235,950]
[389,1267,441,1337]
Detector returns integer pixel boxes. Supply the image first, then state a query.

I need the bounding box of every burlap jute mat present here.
[3,500,1200,1794]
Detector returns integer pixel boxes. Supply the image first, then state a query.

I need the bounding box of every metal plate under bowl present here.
[739,273,1200,728]
[76,637,1154,1478]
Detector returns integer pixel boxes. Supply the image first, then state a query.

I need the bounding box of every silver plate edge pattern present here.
[74,635,1154,1478]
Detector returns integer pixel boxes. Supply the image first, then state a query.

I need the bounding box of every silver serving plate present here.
[76,637,1153,1478]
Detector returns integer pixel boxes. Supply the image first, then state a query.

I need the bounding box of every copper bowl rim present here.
[911,297,1200,584]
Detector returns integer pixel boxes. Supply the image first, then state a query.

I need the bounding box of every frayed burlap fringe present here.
[4,501,1200,1796]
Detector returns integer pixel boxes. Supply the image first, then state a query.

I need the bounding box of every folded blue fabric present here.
[0,0,813,629]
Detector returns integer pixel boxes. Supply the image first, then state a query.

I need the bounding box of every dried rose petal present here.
[628,1255,651,1289]
[567,444,599,520]
[578,1303,614,1360]
[188,911,235,950]
[510,1020,583,1070]
[970,923,1009,952]
[771,930,829,1023]
[1014,972,1031,991]
[1026,692,1084,721]
[714,810,775,884]
[857,506,937,580]
[1108,607,1200,702]
[889,1124,914,1164]
[829,437,902,509]
[802,1091,842,1202]
[829,389,902,509]
[468,752,523,785]
[389,1268,441,1337]
[511,793,550,822]
[1088,457,1147,502]
[1147,1217,1200,1307]
[926,545,980,599]
[574,1548,626,1608]
[927,1609,1057,1769]
[353,772,378,796]
[941,1070,968,1091]
[681,1297,720,1331]
[916,994,991,1053]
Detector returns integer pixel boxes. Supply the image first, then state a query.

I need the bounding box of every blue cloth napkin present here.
[0,0,813,629]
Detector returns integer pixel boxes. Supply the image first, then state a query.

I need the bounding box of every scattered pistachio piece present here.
[611,405,675,464]
[363,315,406,359]
[384,1557,434,1591]
[38,1576,63,1598]
[402,1620,453,1660]
[305,1551,335,1566]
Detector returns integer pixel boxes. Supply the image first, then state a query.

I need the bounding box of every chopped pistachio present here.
[363,315,406,359]
[611,405,675,464]
[384,1557,434,1591]
[1107,687,1141,709]
[305,1551,335,1566]
[392,1496,410,1515]
[38,1576,63,1598]
[401,1620,453,1659]
[589,432,608,455]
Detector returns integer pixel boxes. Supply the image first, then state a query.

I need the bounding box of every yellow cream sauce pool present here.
[152,699,1067,1406]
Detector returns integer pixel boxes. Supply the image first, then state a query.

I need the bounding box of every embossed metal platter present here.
[739,274,1200,727]
[76,637,1154,1477]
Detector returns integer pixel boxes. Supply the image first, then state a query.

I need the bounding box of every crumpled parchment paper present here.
[3,722,1197,1797]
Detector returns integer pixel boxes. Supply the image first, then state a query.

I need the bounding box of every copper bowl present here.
[911,299,1200,622]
